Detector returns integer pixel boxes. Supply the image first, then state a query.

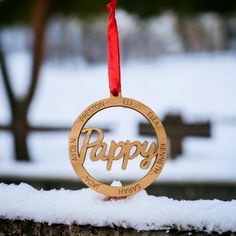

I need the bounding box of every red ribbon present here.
[107,0,121,97]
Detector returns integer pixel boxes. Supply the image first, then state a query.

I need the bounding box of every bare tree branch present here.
[0,39,16,115]
[24,0,49,111]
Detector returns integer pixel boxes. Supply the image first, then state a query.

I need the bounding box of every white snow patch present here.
[111,181,122,187]
[0,183,235,233]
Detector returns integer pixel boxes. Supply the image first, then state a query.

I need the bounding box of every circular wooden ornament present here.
[69,96,168,197]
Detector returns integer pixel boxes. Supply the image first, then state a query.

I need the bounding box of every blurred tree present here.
[0,0,49,161]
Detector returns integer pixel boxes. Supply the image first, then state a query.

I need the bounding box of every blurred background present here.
[0,0,236,200]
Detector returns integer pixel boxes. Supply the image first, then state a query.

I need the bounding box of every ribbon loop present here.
[107,0,117,13]
[107,0,121,97]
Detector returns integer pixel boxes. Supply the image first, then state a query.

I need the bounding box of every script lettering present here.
[79,127,158,171]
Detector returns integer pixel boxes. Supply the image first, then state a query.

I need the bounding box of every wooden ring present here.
[69,97,168,197]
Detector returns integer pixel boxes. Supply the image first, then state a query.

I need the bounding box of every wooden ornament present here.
[69,96,168,197]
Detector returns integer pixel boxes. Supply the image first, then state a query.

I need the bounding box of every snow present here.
[111,180,123,186]
[0,52,236,183]
[0,183,235,233]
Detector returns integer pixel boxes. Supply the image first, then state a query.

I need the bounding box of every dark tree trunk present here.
[12,101,30,161]
[12,126,30,161]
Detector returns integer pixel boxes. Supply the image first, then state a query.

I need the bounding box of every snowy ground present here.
[0,52,236,183]
[0,183,236,233]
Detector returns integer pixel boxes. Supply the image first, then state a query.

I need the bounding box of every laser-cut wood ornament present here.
[69,95,168,197]
[68,0,168,197]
